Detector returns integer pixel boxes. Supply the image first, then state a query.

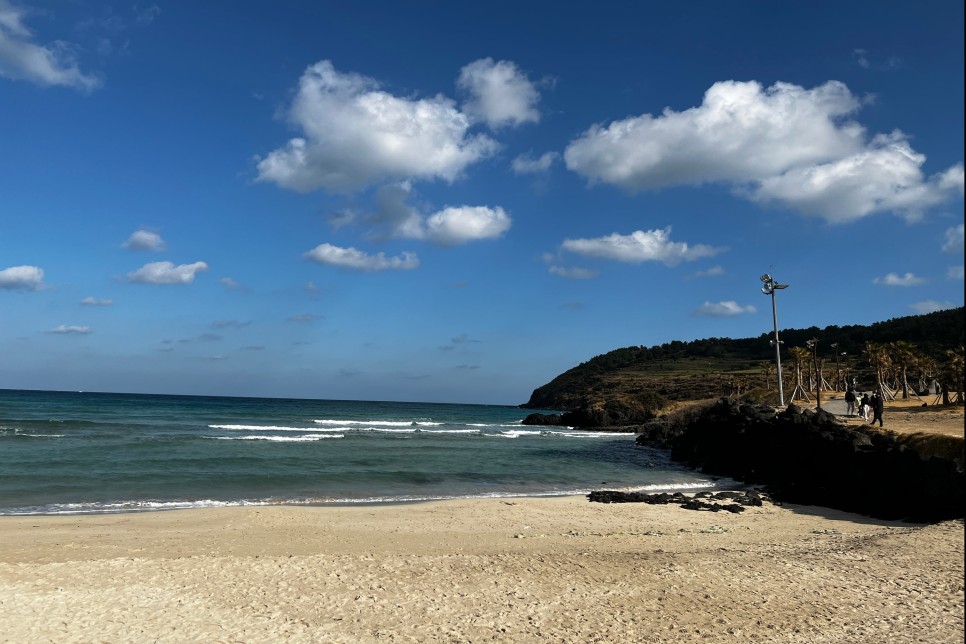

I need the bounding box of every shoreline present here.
[2,495,963,642]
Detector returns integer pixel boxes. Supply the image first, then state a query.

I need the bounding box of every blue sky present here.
[1,1,963,404]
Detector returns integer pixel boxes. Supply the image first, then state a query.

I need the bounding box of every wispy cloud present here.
[548,265,598,280]
[943,224,964,254]
[693,301,757,317]
[512,151,558,175]
[689,265,725,280]
[873,272,925,286]
[910,300,957,314]
[561,227,724,266]
[126,261,208,284]
[304,243,419,271]
[0,0,101,91]
[49,324,92,334]
[81,296,112,306]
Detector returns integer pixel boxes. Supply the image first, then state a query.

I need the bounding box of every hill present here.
[522,307,964,416]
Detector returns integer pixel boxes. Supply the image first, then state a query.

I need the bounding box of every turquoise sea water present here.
[0,389,716,515]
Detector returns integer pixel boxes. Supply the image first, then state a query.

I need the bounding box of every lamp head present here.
[760,274,772,283]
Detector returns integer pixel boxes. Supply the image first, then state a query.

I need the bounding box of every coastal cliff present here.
[634,398,965,522]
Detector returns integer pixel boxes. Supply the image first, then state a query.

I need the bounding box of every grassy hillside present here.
[523,307,964,412]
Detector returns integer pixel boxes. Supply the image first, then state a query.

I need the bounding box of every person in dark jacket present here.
[870,390,885,427]
[845,388,857,417]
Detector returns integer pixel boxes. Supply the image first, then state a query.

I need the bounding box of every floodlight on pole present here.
[760,274,789,407]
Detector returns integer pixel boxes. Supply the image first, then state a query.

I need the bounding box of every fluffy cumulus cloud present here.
[122,229,165,251]
[257,60,499,193]
[304,243,419,271]
[873,272,925,286]
[0,0,100,91]
[126,261,208,284]
[0,264,45,290]
[561,227,724,266]
[340,182,511,246]
[564,80,963,223]
[457,58,541,129]
[694,301,757,317]
[422,206,511,246]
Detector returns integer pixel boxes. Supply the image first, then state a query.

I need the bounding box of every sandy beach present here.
[2,490,963,643]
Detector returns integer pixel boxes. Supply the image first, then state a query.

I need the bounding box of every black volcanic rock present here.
[635,398,964,522]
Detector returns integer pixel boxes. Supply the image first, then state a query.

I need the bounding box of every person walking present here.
[860,393,871,421]
[845,388,857,417]
[871,390,885,427]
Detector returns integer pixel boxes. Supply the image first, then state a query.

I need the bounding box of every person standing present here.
[860,393,871,421]
[871,390,885,427]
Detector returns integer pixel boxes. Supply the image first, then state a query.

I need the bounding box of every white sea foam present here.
[209,433,343,442]
[208,424,321,432]
[314,419,444,427]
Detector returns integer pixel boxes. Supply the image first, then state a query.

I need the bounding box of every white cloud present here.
[561,227,724,266]
[304,243,419,271]
[948,266,964,280]
[350,182,511,246]
[943,223,964,254]
[910,300,957,314]
[81,296,112,306]
[512,151,558,175]
[694,301,757,317]
[257,60,498,193]
[0,264,44,290]
[873,272,925,286]
[122,229,165,251]
[564,80,963,223]
[126,261,208,284]
[690,265,725,279]
[548,265,599,280]
[49,324,92,334]
[457,57,541,129]
[423,206,511,246]
[0,0,100,91]
[753,134,961,222]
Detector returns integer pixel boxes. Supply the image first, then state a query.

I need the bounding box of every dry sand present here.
[2,402,963,643]
[2,494,963,643]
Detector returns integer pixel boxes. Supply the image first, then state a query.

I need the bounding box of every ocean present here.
[0,389,716,515]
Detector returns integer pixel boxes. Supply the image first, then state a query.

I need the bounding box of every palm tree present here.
[759,360,774,389]
[888,341,918,399]
[940,345,965,405]
[863,341,892,396]
[788,346,812,401]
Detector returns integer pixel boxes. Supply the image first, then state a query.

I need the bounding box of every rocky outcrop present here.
[635,398,964,522]
[521,413,562,426]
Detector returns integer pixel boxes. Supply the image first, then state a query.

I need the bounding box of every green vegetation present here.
[523,307,965,412]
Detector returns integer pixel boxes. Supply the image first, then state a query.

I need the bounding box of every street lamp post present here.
[760,274,789,407]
